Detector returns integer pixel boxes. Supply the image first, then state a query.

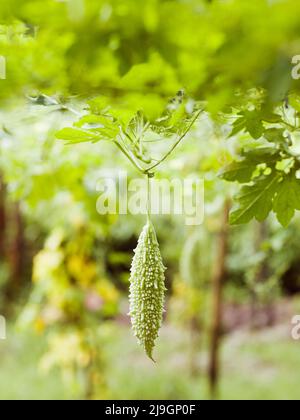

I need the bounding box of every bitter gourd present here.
[129,220,166,361]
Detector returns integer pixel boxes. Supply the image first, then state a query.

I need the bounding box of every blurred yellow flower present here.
[67,256,97,286]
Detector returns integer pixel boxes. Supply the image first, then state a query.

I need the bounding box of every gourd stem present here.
[146,173,153,223]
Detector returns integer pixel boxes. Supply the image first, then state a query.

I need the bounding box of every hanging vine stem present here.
[146,172,155,222]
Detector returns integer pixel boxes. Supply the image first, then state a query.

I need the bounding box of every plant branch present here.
[113,140,145,173]
[145,109,202,173]
[114,109,202,175]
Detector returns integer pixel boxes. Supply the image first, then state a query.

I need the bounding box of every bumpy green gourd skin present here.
[129,220,166,361]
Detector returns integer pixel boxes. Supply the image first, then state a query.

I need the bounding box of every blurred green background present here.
[1,0,300,400]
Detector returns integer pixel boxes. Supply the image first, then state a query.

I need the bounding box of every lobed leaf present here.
[230,172,280,225]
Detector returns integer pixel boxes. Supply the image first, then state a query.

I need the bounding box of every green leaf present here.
[219,160,256,183]
[126,110,147,141]
[229,110,264,139]
[230,121,245,137]
[260,112,282,123]
[273,174,300,227]
[230,172,280,224]
[264,128,285,144]
[56,127,100,144]
[228,114,246,137]
[241,147,280,163]
[244,110,264,139]
[220,147,280,183]
[74,114,112,129]
[153,91,199,137]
